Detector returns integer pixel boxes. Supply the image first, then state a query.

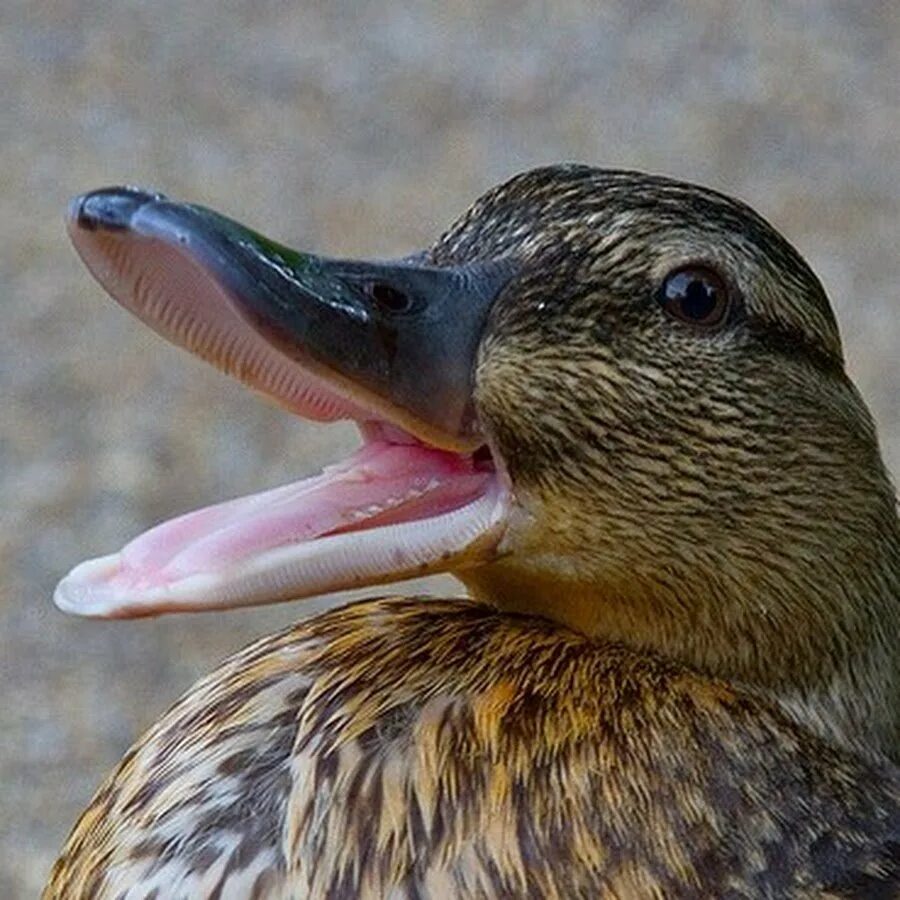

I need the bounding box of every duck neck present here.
[461,521,900,763]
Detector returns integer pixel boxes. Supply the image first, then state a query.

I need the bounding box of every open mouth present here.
[55,187,514,618]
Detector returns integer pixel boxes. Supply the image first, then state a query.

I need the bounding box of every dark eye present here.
[366,282,414,314]
[658,265,730,328]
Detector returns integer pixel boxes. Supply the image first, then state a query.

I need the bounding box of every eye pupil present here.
[659,266,729,327]
[683,278,716,319]
[368,282,412,313]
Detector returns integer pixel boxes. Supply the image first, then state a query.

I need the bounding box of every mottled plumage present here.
[47,166,900,897]
[46,600,900,898]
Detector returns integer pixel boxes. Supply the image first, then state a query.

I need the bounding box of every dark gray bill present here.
[58,185,516,618]
[67,187,516,449]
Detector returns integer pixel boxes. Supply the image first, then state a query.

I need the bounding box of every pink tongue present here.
[112,441,489,593]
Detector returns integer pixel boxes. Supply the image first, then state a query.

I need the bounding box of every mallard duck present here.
[46,167,898,897]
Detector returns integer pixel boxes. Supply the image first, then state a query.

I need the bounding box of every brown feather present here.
[46,599,899,898]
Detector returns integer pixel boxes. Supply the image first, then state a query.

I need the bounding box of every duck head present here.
[57,166,899,757]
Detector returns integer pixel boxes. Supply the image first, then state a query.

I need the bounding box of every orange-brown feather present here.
[45,598,900,898]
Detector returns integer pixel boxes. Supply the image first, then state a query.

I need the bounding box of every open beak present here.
[55,186,515,618]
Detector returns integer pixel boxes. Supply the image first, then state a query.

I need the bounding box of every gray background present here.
[2,2,898,893]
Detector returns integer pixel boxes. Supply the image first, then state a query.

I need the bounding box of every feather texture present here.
[46,598,900,898]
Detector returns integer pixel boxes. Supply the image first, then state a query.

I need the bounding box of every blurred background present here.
[2,1,898,892]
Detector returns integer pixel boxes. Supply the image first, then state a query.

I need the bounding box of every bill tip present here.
[66,186,166,233]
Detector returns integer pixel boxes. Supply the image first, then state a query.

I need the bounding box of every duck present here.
[45,165,899,898]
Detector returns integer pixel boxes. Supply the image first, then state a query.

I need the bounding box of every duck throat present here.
[461,540,900,765]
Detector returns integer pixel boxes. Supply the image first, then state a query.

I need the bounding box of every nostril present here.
[66,186,166,232]
[366,282,414,314]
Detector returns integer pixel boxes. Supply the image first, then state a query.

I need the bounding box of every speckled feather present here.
[446,167,899,763]
[45,598,900,899]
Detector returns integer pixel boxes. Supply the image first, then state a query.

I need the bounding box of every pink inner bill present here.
[55,439,508,617]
